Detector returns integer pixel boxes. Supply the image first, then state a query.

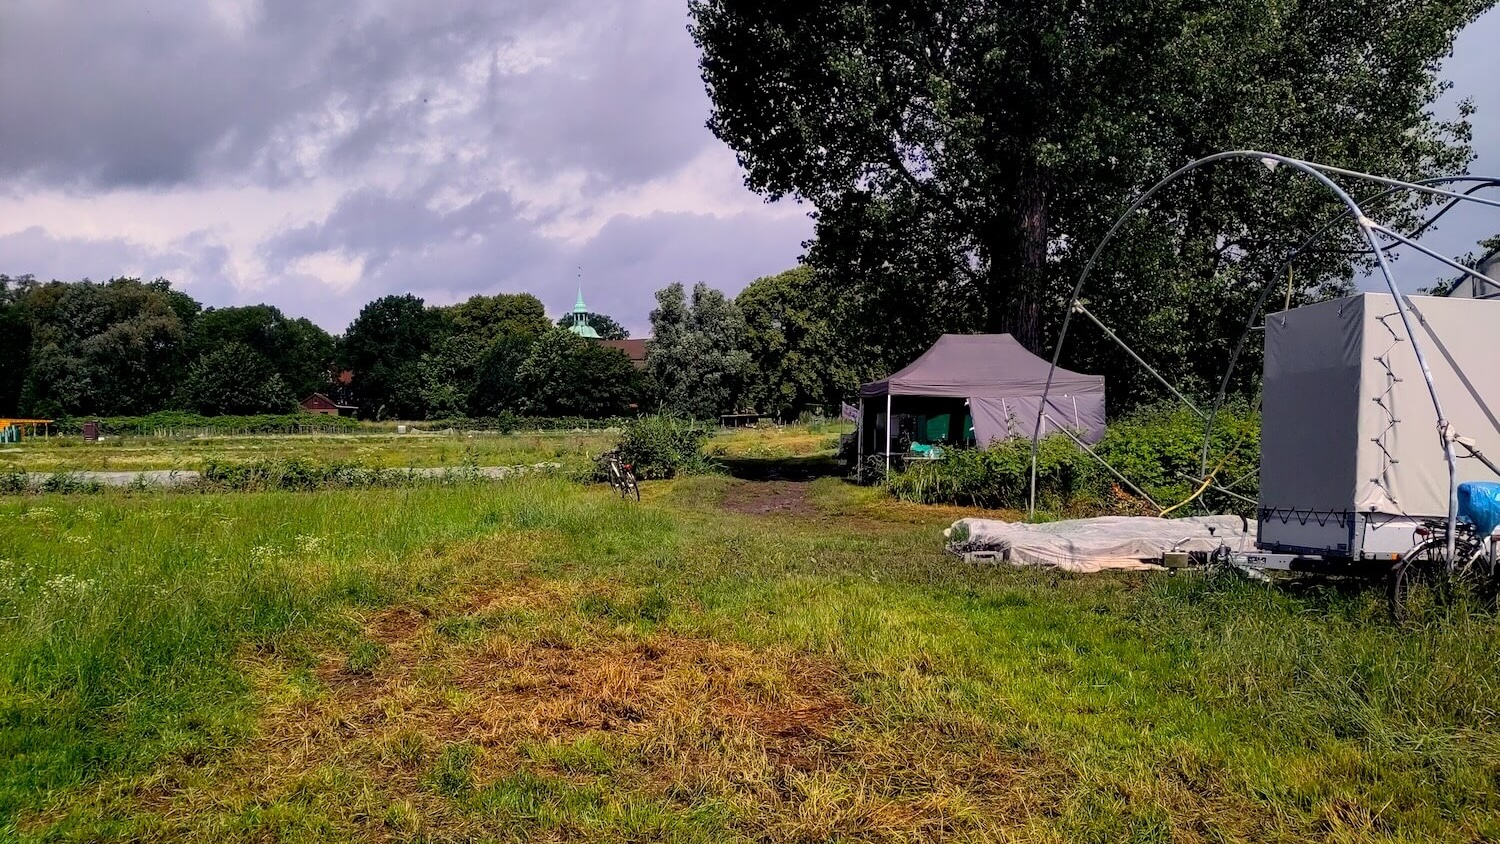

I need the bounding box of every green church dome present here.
[567,286,600,338]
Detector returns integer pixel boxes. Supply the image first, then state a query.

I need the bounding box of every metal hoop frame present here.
[1028,150,1500,567]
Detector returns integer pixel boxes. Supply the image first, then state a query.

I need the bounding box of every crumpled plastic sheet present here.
[945,514,1251,573]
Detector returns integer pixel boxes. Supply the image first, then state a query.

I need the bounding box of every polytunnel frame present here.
[1027,150,1500,568]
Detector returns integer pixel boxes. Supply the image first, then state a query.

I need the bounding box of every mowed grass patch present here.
[709,421,847,461]
[5,472,1500,841]
[0,479,668,830]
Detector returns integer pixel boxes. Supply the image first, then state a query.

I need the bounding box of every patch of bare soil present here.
[720,480,817,517]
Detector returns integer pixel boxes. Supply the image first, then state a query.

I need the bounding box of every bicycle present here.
[1388,518,1497,624]
[603,450,640,501]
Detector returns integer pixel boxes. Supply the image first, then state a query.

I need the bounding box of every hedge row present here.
[407,414,630,433]
[41,412,632,438]
[50,412,361,437]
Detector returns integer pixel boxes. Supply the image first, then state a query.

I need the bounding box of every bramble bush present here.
[887,403,1259,515]
[610,416,715,480]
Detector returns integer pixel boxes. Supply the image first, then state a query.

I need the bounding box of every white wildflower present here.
[43,574,95,596]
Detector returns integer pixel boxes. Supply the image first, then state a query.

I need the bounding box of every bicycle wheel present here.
[623,469,640,502]
[1389,538,1450,625]
[1451,538,1498,613]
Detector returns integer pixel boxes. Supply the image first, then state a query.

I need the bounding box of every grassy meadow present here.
[0,430,616,475]
[2,426,1499,842]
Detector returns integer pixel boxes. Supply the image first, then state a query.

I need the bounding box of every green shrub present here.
[888,403,1259,515]
[202,459,391,492]
[612,416,713,480]
[0,470,26,495]
[888,435,1097,511]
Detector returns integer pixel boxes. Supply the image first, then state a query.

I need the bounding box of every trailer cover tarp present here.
[859,334,1107,444]
[1262,293,1500,521]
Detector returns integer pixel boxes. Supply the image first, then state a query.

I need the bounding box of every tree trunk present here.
[983,162,1049,353]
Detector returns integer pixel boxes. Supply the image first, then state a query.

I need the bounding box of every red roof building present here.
[600,338,648,369]
[300,393,357,416]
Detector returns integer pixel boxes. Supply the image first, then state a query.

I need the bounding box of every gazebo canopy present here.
[858,334,1104,399]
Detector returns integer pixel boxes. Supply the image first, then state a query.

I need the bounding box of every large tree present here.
[515,329,643,417]
[178,342,296,415]
[0,275,35,415]
[190,304,334,399]
[20,278,193,416]
[341,294,445,419]
[469,332,535,417]
[646,282,752,419]
[737,267,857,420]
[441,293,552,344]
[690,0,1490,402]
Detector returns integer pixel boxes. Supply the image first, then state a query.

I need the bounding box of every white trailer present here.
[1246,292,1500,571]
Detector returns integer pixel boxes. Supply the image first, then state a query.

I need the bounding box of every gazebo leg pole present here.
[856,397,865,482]
[884,395,892,478]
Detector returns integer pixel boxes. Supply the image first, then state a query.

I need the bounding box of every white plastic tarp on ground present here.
[946,515,1250,572]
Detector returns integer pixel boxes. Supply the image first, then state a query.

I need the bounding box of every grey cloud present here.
[0,0,704,193]
[0,226,179,282]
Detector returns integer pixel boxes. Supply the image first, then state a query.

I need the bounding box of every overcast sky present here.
[1,2,1495,334]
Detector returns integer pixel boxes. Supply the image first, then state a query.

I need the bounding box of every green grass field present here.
[0,430,616,475]
[2,430,1498,842]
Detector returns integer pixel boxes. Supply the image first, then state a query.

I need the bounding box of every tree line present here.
[6,0,1490,424]
[0,268,855,423]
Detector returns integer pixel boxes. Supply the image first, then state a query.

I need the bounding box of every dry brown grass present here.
[89,575,1037,842]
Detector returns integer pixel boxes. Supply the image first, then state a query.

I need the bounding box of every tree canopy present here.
[189,304,334,400]
[20,278,193,416]
[737,267,856,420]
[690,0,1492,405]
[516,329,643,417]
[646,282,752,419]
[179,342,296,415]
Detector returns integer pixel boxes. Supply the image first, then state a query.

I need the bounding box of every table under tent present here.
[855,333,1106,473]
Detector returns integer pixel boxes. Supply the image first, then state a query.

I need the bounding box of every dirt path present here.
[719,480,817,517]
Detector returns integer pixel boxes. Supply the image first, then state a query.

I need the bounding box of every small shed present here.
[300,393,356,416]
[856,334,1106,470]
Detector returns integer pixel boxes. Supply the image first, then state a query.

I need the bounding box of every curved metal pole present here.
[1368,223,1500,292]
[1308,162,1500,210]
[1314,179,1500,256]
[1029,151,1457,552]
